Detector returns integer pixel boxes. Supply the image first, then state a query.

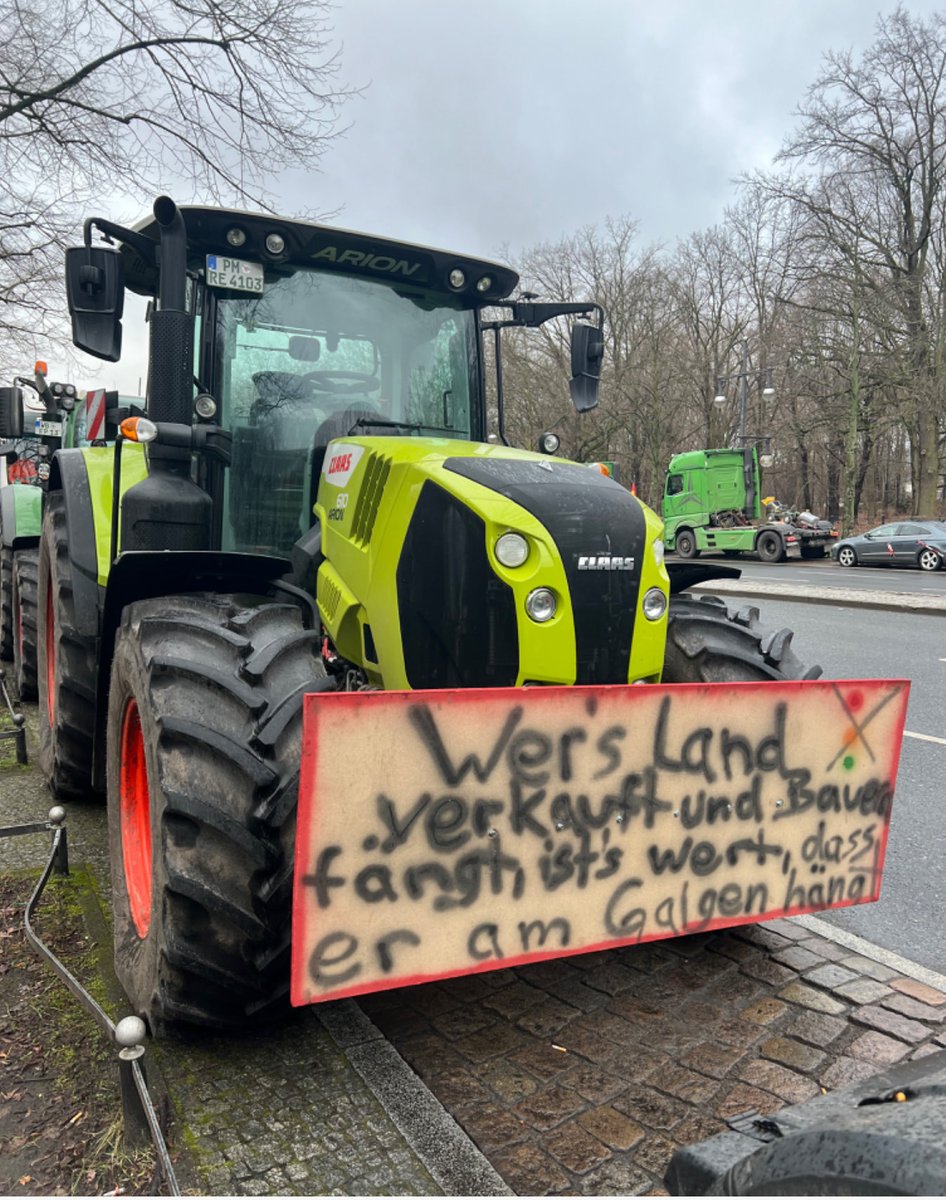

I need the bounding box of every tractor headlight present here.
[642,587,667,621]
[538,431,560,455]
[652,537,665,566]
[495,532,529,568]
[449,268,466,290]
[526,588,557,623]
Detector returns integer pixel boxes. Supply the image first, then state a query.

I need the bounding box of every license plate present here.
[34,420,62,437]
[290,677,909,1007]
[205,254,264,293]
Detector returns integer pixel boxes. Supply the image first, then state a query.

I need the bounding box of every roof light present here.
[265,232,286,255]
[476,275,493,293]
[449,268,466,290]
[227,227,247,247]
[538,431,560,455]
[35,360,47,377]
[120,416,157,443]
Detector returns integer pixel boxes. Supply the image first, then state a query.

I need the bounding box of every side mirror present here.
[0,387,24,439]
[569,322,604,413]
[65,245,125,362]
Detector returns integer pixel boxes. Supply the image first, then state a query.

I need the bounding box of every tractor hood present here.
[314,438,669,692]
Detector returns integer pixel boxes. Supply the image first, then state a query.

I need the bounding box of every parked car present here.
[831,519,946,570]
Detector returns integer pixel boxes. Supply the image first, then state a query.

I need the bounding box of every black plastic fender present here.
[47,450,103,635]
[666,561,742,594]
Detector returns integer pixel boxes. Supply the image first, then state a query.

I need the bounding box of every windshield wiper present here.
[347,417,462,437]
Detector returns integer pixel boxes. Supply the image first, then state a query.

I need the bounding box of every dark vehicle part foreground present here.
[666,1048,946,1195]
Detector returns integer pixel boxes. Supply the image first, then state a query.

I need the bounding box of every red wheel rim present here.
[44,574,55,725]
[119,700,152,938]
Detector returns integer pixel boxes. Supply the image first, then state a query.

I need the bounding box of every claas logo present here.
[328,452,353,475]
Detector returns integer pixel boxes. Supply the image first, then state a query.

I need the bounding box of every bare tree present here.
[753,6,946,515]
[0,0,351,369]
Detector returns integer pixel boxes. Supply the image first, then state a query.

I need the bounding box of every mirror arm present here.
[84,216,157,265]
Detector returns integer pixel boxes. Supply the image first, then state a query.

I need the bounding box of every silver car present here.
[831,519,946,571]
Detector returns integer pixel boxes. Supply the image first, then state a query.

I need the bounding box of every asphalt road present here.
[675,553,946,596]
[706,594,946,975]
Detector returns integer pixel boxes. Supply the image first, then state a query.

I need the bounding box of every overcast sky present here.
[86,0,946,393]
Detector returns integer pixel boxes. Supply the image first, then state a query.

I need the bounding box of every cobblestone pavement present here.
[359,926,946,1195]
[4,697,946,1196]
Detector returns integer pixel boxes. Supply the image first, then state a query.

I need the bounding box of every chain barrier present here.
[1,807,180,1195]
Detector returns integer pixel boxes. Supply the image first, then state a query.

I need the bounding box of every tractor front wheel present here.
[37,494,99,800]
[663,593,822,684]
[12,548,38,700]
[107,593,333,1033]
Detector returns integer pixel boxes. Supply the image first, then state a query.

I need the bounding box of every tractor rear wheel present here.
[12,548,38,701]
[38,493,99,801]
[107,593,333,1033]
[663,593,822,683]
[0,546,13,661]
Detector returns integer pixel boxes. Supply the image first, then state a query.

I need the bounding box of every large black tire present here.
[12,548,38,701]
[663,593,822,683]
[107,594,334,1033]
[37,493,99,801]
[0,545,13,661]
[675,529,700,560]
[756,530,785,563]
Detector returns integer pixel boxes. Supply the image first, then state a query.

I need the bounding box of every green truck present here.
[662,446,836,563]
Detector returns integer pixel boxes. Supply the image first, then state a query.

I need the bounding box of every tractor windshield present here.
[213,266,480,555]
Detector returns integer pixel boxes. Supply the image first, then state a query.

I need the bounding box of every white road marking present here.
[904,729,946,746]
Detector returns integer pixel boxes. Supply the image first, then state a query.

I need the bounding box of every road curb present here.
[318,1000,512,1197]
[795,913,946,993]
[690,577,946,615]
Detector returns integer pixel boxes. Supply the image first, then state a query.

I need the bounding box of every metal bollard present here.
[48,806,69,875]
[115,1016,151,1149]
[12,710,26,764]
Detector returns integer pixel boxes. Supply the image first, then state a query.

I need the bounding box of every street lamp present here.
[714,339,775,448]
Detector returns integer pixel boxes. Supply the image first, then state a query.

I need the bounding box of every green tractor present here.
[0,363,84,699]
[28,197,819,1033]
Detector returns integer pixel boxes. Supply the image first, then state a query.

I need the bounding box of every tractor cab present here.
[66,200,605,561]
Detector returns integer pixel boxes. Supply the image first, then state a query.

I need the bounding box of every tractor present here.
[21,197,828,1034]
[0,363,83,699]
